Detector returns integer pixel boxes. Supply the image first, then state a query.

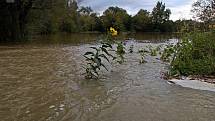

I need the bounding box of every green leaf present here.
[101,47,113,57]
[102,42,112,49]
[86,58,94,62]
[83,55,94,61]
[99,54,110,62]
[90,47,99,51]
[84,52,95,56]
[101,63,108,71]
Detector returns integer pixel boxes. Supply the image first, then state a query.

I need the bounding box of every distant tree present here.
[0,0,179,41]
[101,7,130,32]
[175,19,203,32]
[79,6,92,15]
[58,0,80,33]
[192,0,215,23]
[78,7,97,31]
[151,1,171,32]
[0,0,54,41]
[152,1,171,24]
[132,9,152,32]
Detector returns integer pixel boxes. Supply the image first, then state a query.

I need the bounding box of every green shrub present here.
[169,32,215,76]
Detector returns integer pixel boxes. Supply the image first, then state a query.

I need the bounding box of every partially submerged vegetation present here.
[165,31,215,78]
[83,27,127,79]
[83,27,215,80]
[83,42,113,79]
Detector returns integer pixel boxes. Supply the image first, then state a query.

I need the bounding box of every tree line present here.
[0,0,214,41]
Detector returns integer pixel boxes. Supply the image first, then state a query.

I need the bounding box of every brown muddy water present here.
[0,33,215,121]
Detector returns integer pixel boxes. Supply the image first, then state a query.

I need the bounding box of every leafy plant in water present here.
[116,42,125,54]
[116,42,125,64]
[156,45,163,52]
[150,48,157,56]
[83,42,113,79]
[145,45,159,56]
[129,44,134,53]
[83,27,123,79]
[83,26,135,79]
[138,49,148,64]
[160,44,175,62]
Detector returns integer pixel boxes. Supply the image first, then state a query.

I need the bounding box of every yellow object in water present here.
[110,27,118,36]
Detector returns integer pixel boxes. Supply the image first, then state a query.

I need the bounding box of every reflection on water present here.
[0,33,214,121]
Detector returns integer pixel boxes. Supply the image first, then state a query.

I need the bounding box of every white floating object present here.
[59,104,65,108]
[25,111,30,114]
[49,105,55,109]
[170,79,215,92]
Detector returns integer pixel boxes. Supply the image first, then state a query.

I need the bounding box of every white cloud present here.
[168,0,197,20]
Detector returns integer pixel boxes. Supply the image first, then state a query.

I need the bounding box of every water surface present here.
[0,33,214,121]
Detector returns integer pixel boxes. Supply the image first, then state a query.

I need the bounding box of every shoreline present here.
[167,76,215,92]
[168,75,215,84]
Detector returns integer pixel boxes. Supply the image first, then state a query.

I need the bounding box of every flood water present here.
[0,33,214,121]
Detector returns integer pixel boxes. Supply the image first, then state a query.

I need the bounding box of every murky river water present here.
[0,33,215,121]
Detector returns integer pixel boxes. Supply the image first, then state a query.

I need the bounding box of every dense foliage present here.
[0,0,201,41]
[161,0,215,77]
[191,0,215,31]
[192,0,215,23]
[163,31,215,76]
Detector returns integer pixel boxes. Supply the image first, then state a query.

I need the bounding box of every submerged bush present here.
[168,32,215,76]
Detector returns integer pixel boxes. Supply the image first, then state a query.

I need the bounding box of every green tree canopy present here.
[192,0,215,23]
[151,1,171,32]
[132,9,152,32]
[101,6,131,32]
[152,1,171,24]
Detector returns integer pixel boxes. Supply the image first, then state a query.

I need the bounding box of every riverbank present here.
[167,75,215,84]
[169,79,215,92]
[187,75,215,84]
[168,76,215,92]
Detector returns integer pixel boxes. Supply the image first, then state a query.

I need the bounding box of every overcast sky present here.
[77,0,196,21]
